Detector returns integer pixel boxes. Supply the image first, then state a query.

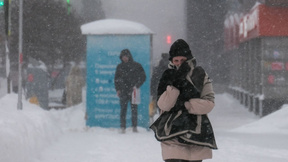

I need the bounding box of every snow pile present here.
[231,105,288,134]
[49,104,86,132]
[0,94,85,162]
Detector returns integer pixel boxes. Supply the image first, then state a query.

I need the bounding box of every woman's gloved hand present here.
[178,81,200,101]
[175,62,191,78]
[172,62,191,90]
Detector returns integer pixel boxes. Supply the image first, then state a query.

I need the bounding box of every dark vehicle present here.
[25,58,86,109]
[25,58,50,109]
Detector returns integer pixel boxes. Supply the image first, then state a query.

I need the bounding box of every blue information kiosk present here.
[81,19,153,129]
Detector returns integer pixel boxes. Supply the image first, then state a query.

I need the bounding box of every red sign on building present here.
[224,4,288,50]
[271,62,284,70]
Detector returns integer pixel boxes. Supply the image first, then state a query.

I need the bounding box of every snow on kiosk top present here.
[81,19,153,35]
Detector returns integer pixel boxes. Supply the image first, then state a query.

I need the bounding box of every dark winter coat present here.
[150,57,169,99]
[150,59,217,161]
[114,51,146,97]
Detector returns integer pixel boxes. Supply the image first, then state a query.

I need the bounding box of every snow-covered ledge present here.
[81,19,154,35]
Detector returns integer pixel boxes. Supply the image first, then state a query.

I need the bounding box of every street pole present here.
[4,0,11,94]
[5,39,10,94]
[17,0,23,110]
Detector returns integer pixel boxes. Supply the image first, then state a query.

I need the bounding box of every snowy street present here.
[1,92,288,162]
[1,1,288,162]
[208,94,288,162]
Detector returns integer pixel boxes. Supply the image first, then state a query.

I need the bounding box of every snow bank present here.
[231,104,288,134]
[0,94,86,162]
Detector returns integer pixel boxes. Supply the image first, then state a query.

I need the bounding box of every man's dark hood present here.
[119,49,134,62]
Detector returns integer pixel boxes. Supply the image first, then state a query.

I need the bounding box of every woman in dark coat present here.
[150,39,217,162]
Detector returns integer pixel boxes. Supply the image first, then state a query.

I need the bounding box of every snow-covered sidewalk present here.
[1,93,288,162]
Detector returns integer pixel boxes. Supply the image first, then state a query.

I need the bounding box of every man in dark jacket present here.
[150,53,169,101]
[150,53,169,120]
[114,49,146,133]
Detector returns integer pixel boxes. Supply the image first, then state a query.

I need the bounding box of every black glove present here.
[175,62,191,79]
[172,62,191,90]
[178,81,200,101]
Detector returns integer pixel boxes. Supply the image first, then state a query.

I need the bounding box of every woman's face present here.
[172,56,187,67]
